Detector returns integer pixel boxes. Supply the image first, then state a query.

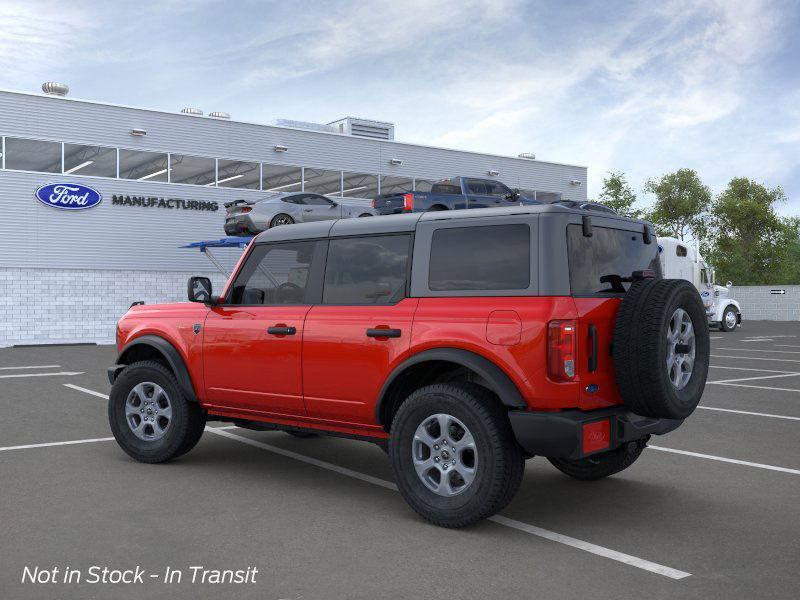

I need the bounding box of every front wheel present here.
[108,361,205,463]
[389,383,524,528]
[720,306,738,332]
[547,439,647,481]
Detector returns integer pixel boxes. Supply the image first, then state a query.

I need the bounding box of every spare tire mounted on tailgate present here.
[613,279,710,419]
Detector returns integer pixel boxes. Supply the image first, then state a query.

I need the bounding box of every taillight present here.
[240,207,252,213]
[403,193,413,211]
[582,419,610,454]
[371,198,377,209]
[547,320,576,381]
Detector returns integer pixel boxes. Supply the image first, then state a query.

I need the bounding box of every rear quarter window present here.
[429,224,530,291]
[567,224,661,295]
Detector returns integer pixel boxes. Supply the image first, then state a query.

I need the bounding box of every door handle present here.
[366,328,401,339]
[267,326,296,336]
[303,208,313,212]
[588,324,598,372]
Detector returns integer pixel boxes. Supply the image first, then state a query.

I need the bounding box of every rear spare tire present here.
[613,279,709,419]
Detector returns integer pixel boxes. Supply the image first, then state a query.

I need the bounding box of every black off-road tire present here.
[548,439,647,481]
[613,279,710,419]
[720,306,738,332]
[108,361,205,463]
[389,383,524,528]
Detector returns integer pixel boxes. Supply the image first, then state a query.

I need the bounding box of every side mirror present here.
[726,281,732,288]
[329,201,339,208]
[188,276,213,303]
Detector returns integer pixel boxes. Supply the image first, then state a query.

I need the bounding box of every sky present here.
[1,0,799,213]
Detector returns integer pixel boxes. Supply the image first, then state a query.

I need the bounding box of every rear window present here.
[567,224,661,295]
[429,224,530,291]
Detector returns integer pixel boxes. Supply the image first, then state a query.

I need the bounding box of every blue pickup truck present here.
[371,177,540,214]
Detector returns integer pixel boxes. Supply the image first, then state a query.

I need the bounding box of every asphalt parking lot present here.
[2,321,799,600]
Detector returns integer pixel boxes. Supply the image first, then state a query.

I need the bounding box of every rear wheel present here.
[270,213,294,227]
[389,383,524,528]
[108,361,205,463]
[548,438,647,480]
[720,306,738,332]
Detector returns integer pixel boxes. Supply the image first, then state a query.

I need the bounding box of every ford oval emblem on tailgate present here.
[35,183,102,210]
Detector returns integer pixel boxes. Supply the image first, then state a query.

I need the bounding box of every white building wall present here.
[0,268,228,347]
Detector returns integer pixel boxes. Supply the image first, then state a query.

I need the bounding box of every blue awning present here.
[180,236,253,250]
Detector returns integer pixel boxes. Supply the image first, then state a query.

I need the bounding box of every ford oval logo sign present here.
[35,183,102,210]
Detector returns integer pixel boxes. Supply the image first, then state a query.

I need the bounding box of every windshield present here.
[567,224,662,295]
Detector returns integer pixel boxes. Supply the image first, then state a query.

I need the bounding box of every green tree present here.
[705,177,791,285]
[596,171,640,218]
[643,169,711,240]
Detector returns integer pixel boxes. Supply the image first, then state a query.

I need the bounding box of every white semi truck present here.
[658,237,742,332]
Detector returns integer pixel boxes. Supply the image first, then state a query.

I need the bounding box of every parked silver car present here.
[224,192,376,235]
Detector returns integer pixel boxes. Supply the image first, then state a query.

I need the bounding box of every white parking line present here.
[649,446,800,475]
[697,406,800,421]
[206,427,691,579]
[64,383,111,399]
[775,344,800,349]
[708,373,800,384]
[0,371,84,379]
[710,365,797,373]
[0,365,61,370]
[712,354,800,363]
[708,382,800,394]
[0,437,114,452]
[716,347,800,354]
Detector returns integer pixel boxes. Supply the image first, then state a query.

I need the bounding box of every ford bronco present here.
[108,205,709,527]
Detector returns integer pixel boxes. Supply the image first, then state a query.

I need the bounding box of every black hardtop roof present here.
[253,204,648,244]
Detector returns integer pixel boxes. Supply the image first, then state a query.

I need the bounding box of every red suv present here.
[108,205,709,527]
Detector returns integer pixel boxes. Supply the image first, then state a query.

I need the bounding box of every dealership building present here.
[0,85,588,347]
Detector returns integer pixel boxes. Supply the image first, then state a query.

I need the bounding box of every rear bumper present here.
[508,406,683,459]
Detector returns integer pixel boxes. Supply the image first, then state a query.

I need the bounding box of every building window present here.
[4,138,61,173]
[429,225,530,291]
[323,235,410,304]
[262,163,302,193]
[379,175,413,195]
[341,172,379,198]
[63,144,117,177]
[170,154,216,186]
[304,168,342,196]
[414,178,436,192]
[217,159,260,189]
[119,149,169,182]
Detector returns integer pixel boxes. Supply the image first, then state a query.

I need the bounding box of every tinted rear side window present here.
[324,235,410,304]
[567,224,661,295]
[429,225,530,291]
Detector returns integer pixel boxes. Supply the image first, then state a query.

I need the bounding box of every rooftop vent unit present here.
[329,117,395,141]
[42,82,69,97]
[269,119,337,134]
[180,107,203,116]
[518,152,536,160]
[209,111,230,119]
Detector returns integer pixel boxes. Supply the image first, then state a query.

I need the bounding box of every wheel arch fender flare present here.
[716,299,741,322]
[376,348,527,425]
[113,335,199,403]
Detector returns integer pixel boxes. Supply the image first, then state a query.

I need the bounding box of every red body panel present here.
[572,297,625,410]
[302,299,419,424]
[202,305,310,416]
[117,303,209,398]
[115,294,626,436]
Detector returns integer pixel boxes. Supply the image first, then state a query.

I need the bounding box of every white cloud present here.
[0,1,91,84]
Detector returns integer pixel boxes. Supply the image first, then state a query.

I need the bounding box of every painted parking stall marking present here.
[0,365,61,370]
[0,371,84,379]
